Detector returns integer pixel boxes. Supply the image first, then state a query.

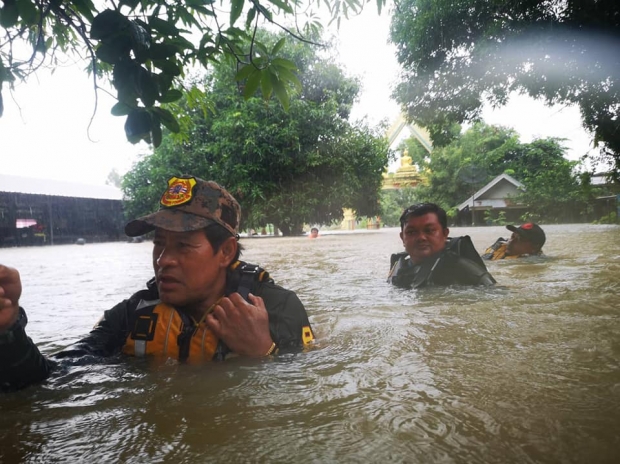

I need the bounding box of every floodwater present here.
[1,224,619,463]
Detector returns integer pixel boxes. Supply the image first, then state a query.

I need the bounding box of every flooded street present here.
[1,224,619,463]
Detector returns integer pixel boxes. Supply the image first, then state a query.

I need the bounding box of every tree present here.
[403,123,584,222]
[380,187,422,227]
[122,31,390,235]
[390,0,620,182]
[411,123,520,210]
[512,139,582,223]
[0,0,385,146]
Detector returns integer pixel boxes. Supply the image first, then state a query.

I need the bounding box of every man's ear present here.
[219,236,238,267]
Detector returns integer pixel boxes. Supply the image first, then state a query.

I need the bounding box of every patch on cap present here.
[161,177,197,207]
[521,223,534,230]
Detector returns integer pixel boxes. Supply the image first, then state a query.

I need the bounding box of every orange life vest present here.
[122,299,219,362]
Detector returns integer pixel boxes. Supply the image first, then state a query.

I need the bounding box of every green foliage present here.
[122,31,390,235]
[0,0,386,146]
[512,139,583,222]
[411,123,520,210]
[390,0,620,183]
[484,209,507,226]
[380,187,422,227]
[407,122,587,221]
[593,212,618,224]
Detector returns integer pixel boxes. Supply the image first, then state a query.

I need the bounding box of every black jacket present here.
[387,236,496,288]
[0,261,313,391]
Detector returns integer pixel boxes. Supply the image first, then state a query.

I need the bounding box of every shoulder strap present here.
[229,261,273,301]
[446,236,488,270]
[390,251,409,269]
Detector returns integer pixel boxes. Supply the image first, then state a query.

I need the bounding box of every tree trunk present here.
[277,223,291,236]
[277,223,304,236]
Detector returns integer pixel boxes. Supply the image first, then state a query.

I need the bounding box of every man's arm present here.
[0,265,54,391]
[0,265,21,332]
[259,284,315,350]
[1,264,140,390]
[205,283,314,356]
[481,237,507,260]
[52,299,135,361]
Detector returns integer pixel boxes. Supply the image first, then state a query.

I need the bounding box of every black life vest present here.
[388,236,496,288]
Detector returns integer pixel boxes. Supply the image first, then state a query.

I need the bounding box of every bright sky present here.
[1,6,596,187]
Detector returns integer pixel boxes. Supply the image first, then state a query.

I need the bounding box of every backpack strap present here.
[446,236,488,270]
[229,261,273,301]
[390,251,409,270]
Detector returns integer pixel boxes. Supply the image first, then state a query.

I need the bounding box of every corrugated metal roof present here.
[0,174,123,200]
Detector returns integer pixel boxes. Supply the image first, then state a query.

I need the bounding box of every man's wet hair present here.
[204,224,243,262]
[400,203,448,230]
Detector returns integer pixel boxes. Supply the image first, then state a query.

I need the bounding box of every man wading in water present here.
[481,222,546,260]
[388,203,496,288]
[0,176,315,392]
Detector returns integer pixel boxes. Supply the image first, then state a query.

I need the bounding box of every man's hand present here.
[0,265,22,333]
[205,293,274,357]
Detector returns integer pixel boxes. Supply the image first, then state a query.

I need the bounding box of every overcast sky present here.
[1,6,595,186]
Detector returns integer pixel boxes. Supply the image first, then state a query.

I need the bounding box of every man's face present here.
[506,232,536,256]
[399,213,449,264]
[152,229,233,309]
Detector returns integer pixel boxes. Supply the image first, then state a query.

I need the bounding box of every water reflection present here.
[1,225,619,463]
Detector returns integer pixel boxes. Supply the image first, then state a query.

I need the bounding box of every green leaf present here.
[137,68,158,107]
[91,9,130,41]
[260,70,273,99]
[130,21,151,54]
[271,57,297,70]
[150,117,163,147]
[230,0,244,26]
[148,16,180,37]
[245,6,257,29]
[96,38,131,64]
[153,59,182,77]
[124,110,152,144]
[151,107,180,133]
[376,0,384,15]
[235,64,257,82]
[71,0,96,23]
[254,3,273,21]
[148,43,179,60]
[243,69,261,99]
[111,101,134,116]
[16,0,38,25]
[270,71,289,110]
[0,2,19,28]
[274,66,302,92]
[271,38,286,55]
[265,0,294,14]
[253,40,269,57]
[159,89,183,103]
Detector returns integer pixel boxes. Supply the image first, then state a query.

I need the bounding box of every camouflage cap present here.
[125,176,241,237]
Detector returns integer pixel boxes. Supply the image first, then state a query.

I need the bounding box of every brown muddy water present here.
[1,224,619,463]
